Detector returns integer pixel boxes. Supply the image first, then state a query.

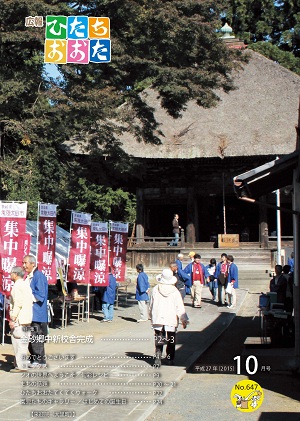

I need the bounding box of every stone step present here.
[184,242,262,249]
[182,248,270,256]
[180,248,272,270]
[125,268,271,286]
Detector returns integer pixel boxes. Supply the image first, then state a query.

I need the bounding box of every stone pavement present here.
[146,281,300,421]
[0,285,247,421]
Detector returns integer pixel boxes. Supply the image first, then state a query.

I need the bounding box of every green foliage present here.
[249,41,300,75]
[0,0,245,226]
[225,0,300,57]
[53,0,244,135]
[0,152,42,219]
[65,178,136,225]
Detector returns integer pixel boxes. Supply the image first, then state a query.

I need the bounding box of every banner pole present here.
[86,283,90,322]
[108,220,112,272]
[65,211,73,293]
[36,202,40,264]
[1,301,5,345]
[62,211,73,328]
[86,220,90,322]
[87,214,94,322]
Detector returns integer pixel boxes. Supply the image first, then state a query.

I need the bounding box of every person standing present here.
[22,255,48,369]
[269,264,287,305]
[150,268,188,366]
[170,262,188,301]
[9,266,33,373]
[136,264,150,322]
[206,258,218,302]
[169,214,181,246]
[226,255,239,309]
[282,264,293,313]
[175,253,185,273]
[184,254,208,308]
[101,268,117,322]
[215,253,229,306]
[287,252,294,274]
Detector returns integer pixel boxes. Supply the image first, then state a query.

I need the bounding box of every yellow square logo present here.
[44,39,67,63]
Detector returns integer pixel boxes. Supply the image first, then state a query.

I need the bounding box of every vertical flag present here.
[90,222,109,287]
[67,212,91,284]
[0,201,29,296]
[109,221,128,282]
[37,203,57,285]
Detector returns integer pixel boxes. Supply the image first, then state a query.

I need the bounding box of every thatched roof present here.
[120,51,300,159]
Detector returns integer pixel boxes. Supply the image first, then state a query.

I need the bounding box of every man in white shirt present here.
[9,266,33,373]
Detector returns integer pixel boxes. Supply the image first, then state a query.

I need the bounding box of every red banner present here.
[67,212,91,284]
[0,233,31,296]
[0,201,28,296]
[90,222,109,287]
[109,221,128,282]
[37,203,57,285]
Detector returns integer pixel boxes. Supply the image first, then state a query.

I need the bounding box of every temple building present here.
[119,49,300,245]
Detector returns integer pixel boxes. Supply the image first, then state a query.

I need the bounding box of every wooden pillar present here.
[293,168,300,363]
[136,188,144,243]
[186,187,197,244]
[259,196,269,248]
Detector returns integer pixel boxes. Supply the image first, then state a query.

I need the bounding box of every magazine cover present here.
[1,1,300,420]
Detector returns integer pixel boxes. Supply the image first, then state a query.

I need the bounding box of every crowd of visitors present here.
[145,252,239,366]
[8,255,48,373]
[5,250,295,371]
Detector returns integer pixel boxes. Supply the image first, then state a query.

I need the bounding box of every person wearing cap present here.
[149,268,188,366]
[184,254,209,308]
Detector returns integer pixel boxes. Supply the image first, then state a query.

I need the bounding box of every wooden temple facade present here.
[119,51,300,246]
[134,155,294,245]
[68,45,300,249]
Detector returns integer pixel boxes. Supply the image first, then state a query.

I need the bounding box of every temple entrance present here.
[145,204,186,237]
[139,190,292,243]
[196,195,260,242]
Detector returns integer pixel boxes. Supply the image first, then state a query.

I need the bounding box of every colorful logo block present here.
[67,40,89,64]
[90,39,111,63]
[44,39,67,64]
[88,17,110,39]
[43,16,110,63]
[68,16,89,39]
[45,16,67,39]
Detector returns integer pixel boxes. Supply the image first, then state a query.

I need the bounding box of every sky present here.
[44,63,62,80]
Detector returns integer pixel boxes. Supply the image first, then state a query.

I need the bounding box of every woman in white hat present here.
[149,268,188,366]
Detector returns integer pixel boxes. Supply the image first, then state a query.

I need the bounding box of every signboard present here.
[218,234,239,248]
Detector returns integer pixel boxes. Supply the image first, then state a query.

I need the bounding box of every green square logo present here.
[45,16,67,39]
